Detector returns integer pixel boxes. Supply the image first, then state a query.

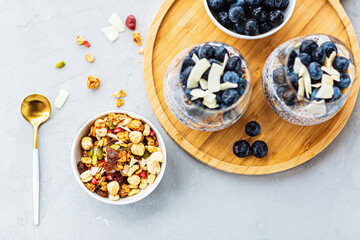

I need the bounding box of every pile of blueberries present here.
[181,43,248,109]
[278,40,351,106]
[207,0,289,36]
[233,121,268,158]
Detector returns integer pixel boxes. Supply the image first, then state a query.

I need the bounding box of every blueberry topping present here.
[245,121,261,136]
[237,77,247,95]
[244,18,259,35]
[233,140,250,158]
[298,53,312,66]
[299,40,318,55]
[208,0,224,10]
[251,140,268,158]
[222,89,240,105]
[264,0,283,8]
[333,56,350,72]
[287,50,298,67]
[336,72,351,89]
[229,6,245,23]
[199,44,215,59]
[217,11,231,27]
[329,86,341,102]
[182,55,195,71]
[226,56,242,72]
[268,10,284,27]
[312,47,326,65]
[288,72,299,89]
[223,71,240,83]
[310,88,321,101]
[308,62,323,80]
[283,91,297,106]
[320,41,338,57]
[252,6,268,23]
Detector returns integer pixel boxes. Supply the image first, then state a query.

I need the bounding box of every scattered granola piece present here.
[125,15,136,30]
[55,61,65,68]
[87,75,101,89]
[132,32,142,46]
[112,90,126,98]
[85,54,95,63]
[77,35,85,45]
[138,48,144,55]
[115,99,124,108]
[54,89,69,109]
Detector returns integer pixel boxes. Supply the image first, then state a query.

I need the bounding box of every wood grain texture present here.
[143,0,360,175]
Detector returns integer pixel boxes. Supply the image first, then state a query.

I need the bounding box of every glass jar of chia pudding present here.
[262,34,356,126]
[164,42,252,131]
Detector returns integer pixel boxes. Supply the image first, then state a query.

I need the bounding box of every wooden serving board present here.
[143,0,360,175]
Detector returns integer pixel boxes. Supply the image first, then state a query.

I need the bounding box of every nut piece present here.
[128,165,139,177]
[139,178,148,189]
[147,174,156,184]
[94,119,106,129]
[148,151,164,163]
[128,188,140,196]
[80,170,92,182]
[129,119,144,131]
[131,143,145,156]
[81,137,93,150]
[112,90,126,98]
[129,131,143,144]
[127,175,141,186]
[81,157,92,164]
[147,158,161,174]
[77,35,85,45]
[85,54,95,63]
[145,146,159,154]
[143,124,150,136]
[87,75,101,89]
[95,128,108,137]
[115,99,124,108]
[107,181,120,195]
[132,32,142,46]
[109,194,120,201]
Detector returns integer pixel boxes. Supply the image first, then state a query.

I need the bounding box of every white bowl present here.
[203,0,296,40]
[71,110,167,205]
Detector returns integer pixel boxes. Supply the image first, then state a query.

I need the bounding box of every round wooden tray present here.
[143,0,360,175]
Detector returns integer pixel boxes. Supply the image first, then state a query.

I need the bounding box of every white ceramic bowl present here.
[203,0,296,40]
[71,110,167,205]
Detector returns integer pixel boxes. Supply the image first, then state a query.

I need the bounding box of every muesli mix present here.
[77,113,164,201]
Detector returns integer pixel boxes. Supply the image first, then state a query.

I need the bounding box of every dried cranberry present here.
[108,129,114,134]
[138,171,146,179]
[125,15,136,30]
[77,162,87,174]
[104,161,115,171]
[91,178,98,185]
[95,189,108,198]
[150,130,155,136]
[107,175,113,181]
[114,127,122,133]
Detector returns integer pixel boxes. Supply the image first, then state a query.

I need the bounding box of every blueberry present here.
[312,47,326,65]
[251,140,268,158]
[333,56,350,72]
[223,71,240,83]
[208,0,224,10]
[233,140,250,158]
[268,10,284,27]
[245,121,261,136]
[244,18,259,35]
[222,89,240,105]
[283,91,297,106]
[180,66,193,85]
[234,21,246,34]
[226,56,242,72]
[216,94,223,104]
[259,22,272,33]
[308,62,323,80]
[273,67,285,85]
[202,59,218,79]
[288,72,299,89]
[299,40,318,55]
[298,53,312,66]
[276,85,288,99]
[225,0,237,3]
[193,99,204,107]
[230,0,246,7]
[320,41,338,57]
[336,72,351,89]
[184,88,191,99]
[217,11,231,27]
[245,0,261,6]
[182,55,195,71]
[329,86,341,102]
[237,78,247,96]
[199,44,215,59]
[280,0,289,9]
[310,88,321,101]
[287,50,298,67]
[252,7,268,23]
[229,6,245,23]
[189,47,200,57]
[264,0,283,8]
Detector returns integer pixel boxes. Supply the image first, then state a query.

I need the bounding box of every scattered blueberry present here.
[336,72,351,89]
[312,47,326,65]
[273,67,285,85]
[268,10,284,27]
[308,62,323,80]
[333,56,350,72]
[259,22,272,33]
[251,140,268,158]
[223,71,240,83]
[252,6,267,23]
[217,11,231,27]
[233,140,250,158]
[245,121,261,136]
[244,18,259,35]
[320,41,338,57]
[330,86,341,102]
[299,40,318,55]
[222,89,240,105]
[229,6,245,23]
[216,94,223,105]
[264,0,283,8]
[208,0,224,10]
[199,44,215,59]
[298,53,312,66]
[226,56,242,72]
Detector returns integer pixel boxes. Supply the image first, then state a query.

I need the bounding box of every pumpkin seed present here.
[110,144,120,150]
[55,61,65,68]
[109,121,116,129]
[87,149,94,158]
[92,155,98,166]
[96,148,104,160]
[143,149,150,159]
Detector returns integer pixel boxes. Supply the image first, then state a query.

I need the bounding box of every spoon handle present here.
[33,149,39,225]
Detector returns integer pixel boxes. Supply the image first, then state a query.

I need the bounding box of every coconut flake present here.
[321,74,334,86]
[208,63,223,93]
[203,98,218,109]
[221,54,229,71]
[311,83,322,88]
[121,118,130,126]
[199,79,208,90]
[203,92,216,103]
[122,165,130,175]
[293,57,304,74]
[301,67,312,98]
[190,89,208,100]
[297,77,305,100]
[108,13,125,32]
[54,89,69,109]
[119,125,131,132]
[316,85,334,99]
[192,54,200,64]
[107,133,119,140]
[90,167,99,176]
[306,100,326,116]
[220,82,238,91]
[321,66,340,81]
[187,59,211,89]
[129,158,138,167]
[102,26,119,42]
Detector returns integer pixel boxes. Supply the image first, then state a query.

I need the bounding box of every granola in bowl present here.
[72,111,166,204]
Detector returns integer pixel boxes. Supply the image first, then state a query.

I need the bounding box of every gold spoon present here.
[21,94,51,226]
